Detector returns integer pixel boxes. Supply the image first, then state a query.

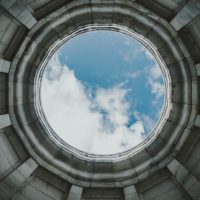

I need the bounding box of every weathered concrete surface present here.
[0,0,200,199]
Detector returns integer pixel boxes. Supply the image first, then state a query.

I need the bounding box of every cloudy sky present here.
[41,31,164,155]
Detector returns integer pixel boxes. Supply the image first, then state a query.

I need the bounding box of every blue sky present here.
[41,31,164,155]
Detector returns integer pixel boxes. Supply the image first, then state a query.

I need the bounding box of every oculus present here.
[40,30,165,155]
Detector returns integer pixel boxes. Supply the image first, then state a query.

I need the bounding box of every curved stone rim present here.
[8,1,197,187]
[35,24,171,161]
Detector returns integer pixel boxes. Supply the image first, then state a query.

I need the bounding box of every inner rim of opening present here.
[35,25,170,160]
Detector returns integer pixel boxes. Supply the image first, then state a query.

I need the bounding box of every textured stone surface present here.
[168,159,200,199]
[67,185,83,200]
[170,0,200,31]
[0,0,200,199]
[0,58,10,73]
[0,114,11,128]
[124,185,140,200]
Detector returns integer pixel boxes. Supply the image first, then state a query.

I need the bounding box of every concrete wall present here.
[0,0,200,199]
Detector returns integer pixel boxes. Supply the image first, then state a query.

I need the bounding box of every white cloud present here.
[119,36,147,63]
[142,48,165,99]
[120,46,145,63]
[41,53,145,155]
[127,71,141,78]
[144,48,155,61]
[141,114,155,133]
[149,63,162,79]
[95,87,129,127]
[148,64,165,100]
[143,46,165,102]
[121,41,165,101]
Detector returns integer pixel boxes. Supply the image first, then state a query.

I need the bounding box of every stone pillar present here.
[67,185,83,200]
[0,114,11,129]
[0,158,38,198]
[124,185,140,200]
[0,58,10,73]
[194,115,200,127]
[170,0,200,31]
[0,0,37,29]
[195,63,200,76]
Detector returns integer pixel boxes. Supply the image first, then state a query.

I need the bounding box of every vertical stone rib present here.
[124,185,140,200]
[0,0,37,29]
[0,58,10,73]
[67,185,83,200]
[168,159,200,199]
[195,63,200,76]
[0,114,11,129]
[170,0,200,31]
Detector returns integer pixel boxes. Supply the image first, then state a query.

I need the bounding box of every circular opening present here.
[40,30,165,155]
